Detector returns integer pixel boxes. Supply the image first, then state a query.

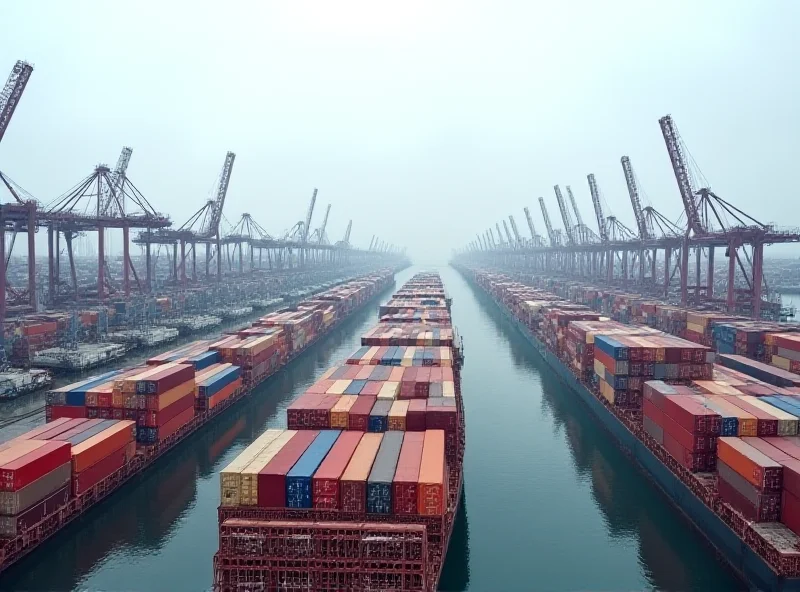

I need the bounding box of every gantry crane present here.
[0,60,33,146]
[100,147,133,217]
[621,156,647,239]
[509,215,522,248]
[502,219,514,248]
[553,185,575,244]
[523,207,538,245]
[587,174,608,242]
[538,197,557,246]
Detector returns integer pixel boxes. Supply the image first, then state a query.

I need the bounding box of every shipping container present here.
[367,431,404,514]
[340,433,383,513]
[417,430,446,515]
[257,431,318,508]
[312,431,363,509]
[286,431,341,508]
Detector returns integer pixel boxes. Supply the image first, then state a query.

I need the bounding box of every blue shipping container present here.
[198,366,242,398]
[344,379,367,396]
[368,400,392,433]
[66,420,116,445]
[286,430,341,508]
[189,350,220,370]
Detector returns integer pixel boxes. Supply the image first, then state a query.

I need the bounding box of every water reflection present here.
[472,283,745,591]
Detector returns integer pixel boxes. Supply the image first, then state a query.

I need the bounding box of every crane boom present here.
[587,173,608,242]
[620,156,648,239]
[100,146,133,216]
[302,188,318,245]
[495,223,505,247]
[317,203,331,244]
[502,219,514,247]
[523,206,538,242]
[553,185,575,243]
[659,115,703,235]
[509,215,522,247]
[343,220,352,245]
[566,186,584,226]
[538,197,557,246]
[0,60,33,145]
[476,233,485,250]
[488,227,497,248]
[368,235,375,251]
[199,151,235,238]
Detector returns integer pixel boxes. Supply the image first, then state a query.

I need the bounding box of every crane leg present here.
[707,246,715,300]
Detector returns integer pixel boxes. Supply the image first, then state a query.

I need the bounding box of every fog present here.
[1,1,798,264]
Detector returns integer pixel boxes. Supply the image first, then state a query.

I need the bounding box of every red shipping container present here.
[0,441,72,492]
[306,379,335,395]
[348,396,376,431]
[156,407,195,442]
[371,347,388,365]
[71,421,136,472]
[745,437,800,498]
[312,431,363,509]
[406,400,427,431]
[340,433,383,512]
[663,431,714,472]
[46,405,87,421]
[359,381,382,397]
[355,366,374,381]
[72,441,132,495]
[762,436,800,461]
[642,397,664,425]
[659,411,717,453]
[430,368,443,383]
[11,418,73,441]
[718,474,780,522]
[426,405,458,433]
[783,488,800,535]
[442,368,454,382]
[141,364,195,395]
[393,432,424,515]
[343,366,361,380]
[139,393,195,428]
[257,431,317,508]
[662,396,720,435]
[0,484,70,537]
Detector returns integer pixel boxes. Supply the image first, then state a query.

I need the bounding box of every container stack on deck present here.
[213,272,464,592]
[0,270,398,574]
[460,265,800,586]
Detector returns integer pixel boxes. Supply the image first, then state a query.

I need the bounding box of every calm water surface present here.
[1,266,747,591]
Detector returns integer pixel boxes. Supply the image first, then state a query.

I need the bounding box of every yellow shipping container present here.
[220,429,285,506]
[388,400,410,431]
[330,396,357,428]
[378,381,399,400]
[239,430,296,506]
[362,346,380,365]
[327,379,352,395]
[772,355,791,371]
[443,381,455,397]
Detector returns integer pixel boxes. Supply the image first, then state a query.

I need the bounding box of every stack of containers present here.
[146,340,211,366]
[195,364,242,411]
[641,381,721,471]
[565,320,660,380]
[594,334,713,410]
[231,330,284,387]
[717,437,782,522]
[745,438,800,534]
[120,363,196,444]
[711,321,789,359]
[0,436,72,536]
[684,312,738,346]
[767,333,800,374]
[46,370,124,421]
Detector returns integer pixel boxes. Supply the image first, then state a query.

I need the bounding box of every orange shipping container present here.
[71,421,136,473]
[388,400,409,431]
[417,430,446,515]
[389,367,405,382]
[154,380,196,411]
[208,378,242,409]
[717,437,781,489]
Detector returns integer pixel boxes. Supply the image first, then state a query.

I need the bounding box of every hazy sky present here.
[1,1,798,263]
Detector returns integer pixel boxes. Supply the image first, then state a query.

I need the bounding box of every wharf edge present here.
[459,268,800,592]
[0,270,402,574]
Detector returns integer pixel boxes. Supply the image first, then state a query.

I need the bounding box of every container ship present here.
[457,264,800,592]
[0,269,399,573]
[213,272,464,591]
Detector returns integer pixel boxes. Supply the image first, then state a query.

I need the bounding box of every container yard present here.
[213,272,464,591]
[0,269,401,574]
